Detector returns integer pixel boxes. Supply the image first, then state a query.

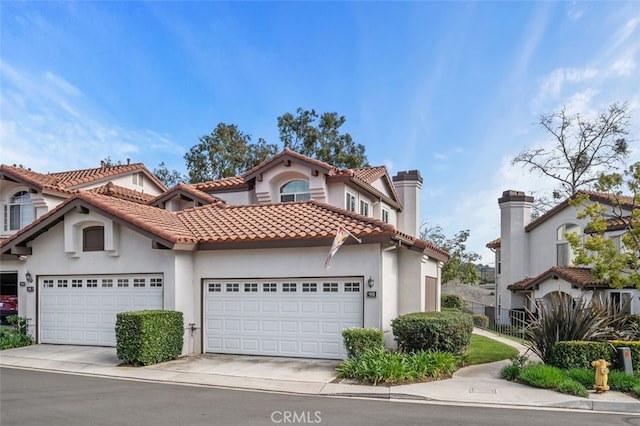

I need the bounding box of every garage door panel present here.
[205,277,363,359]
[40,274,163,346]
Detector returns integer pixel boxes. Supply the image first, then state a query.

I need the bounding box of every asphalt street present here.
[2,368,638,426]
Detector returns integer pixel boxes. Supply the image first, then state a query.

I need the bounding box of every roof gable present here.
[0,163,168,194]
[508,266,608,291]
[242,148,337,182]
[149,183,226,207]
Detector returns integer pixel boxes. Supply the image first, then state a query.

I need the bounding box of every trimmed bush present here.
[342,328,384,358]
[391,310,473,354]
[548,341,614,370]
[608,370,640,392]
[116,310,184,366]
[441,294,463,310]
[472,314,489,328]
[557,379,589,398]
[565,368,594,388]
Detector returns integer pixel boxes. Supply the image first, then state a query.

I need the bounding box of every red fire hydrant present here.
[592,359,611,393]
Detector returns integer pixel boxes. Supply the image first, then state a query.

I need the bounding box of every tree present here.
[566,162,640,289]
[184,123,278,183]
[153,162,185,187]
[512,102,631,214]
[421,224,481,285]
[277,108,368,169]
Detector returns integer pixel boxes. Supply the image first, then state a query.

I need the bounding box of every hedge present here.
[472,314,489,329]
[391,310,473,354]
[441,294,463,310]
[116,310,184,366]
[549,340,640,372]
[342,328,384,358]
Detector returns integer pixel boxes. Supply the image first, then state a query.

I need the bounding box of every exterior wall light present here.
[26,272,33,283]
[367,276,374,288]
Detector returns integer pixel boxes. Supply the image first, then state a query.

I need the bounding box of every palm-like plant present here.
[525,292,632,363]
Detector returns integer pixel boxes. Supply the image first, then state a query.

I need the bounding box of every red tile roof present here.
[149,183,226,207]
[1,163,167,193]
[1,192,448,261]
[242,148,337,179]
[350,166,388,184]
[486,238,501,249]
[90,182,156,204]
[190,176,248,191]
[508,266,608,291]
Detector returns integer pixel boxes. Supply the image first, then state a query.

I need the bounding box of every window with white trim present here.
[282,282,297,292]
[118,278,129,288]
[302,282,317,292]
[209,283,222,292]
[226,283,239,292]
[360,200,369,216]
[133,278,146,287]
[323,282,338,292]
[244,282,258,292]
[86,279,98,288]
[83,226,104,251]
[556,223,580,266]
[43,279,54,288]
[132,173,144,186]
[4,191,34,231]
[150,278,163,287]
[280,180,310,202]
[346,192,356,212]
[72,279,83,288]
[263,283,277,292]
[57,279,68,288]
[381,208,389,223]
[344,282,360,292]
[102,279,113,288]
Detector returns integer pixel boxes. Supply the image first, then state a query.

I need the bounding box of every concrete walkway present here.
[1,329,639,414]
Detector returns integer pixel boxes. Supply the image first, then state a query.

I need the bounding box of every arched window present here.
[5,191,34,231]
[280,180,310,202]
[83,226,105,251]
[556,223,580,266]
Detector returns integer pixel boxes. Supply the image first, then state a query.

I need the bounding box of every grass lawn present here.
[463,334,519,366]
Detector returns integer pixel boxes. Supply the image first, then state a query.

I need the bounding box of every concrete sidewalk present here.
[1,329,639,414]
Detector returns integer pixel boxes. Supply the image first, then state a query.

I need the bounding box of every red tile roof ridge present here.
[241,148,338,179]
[90,182,156,204]
[190,176,248,191]
[48,163,147,188]
[508,265,607,291]
[75,191,197,243]
[350,166,388,184]
[149,183,227,206]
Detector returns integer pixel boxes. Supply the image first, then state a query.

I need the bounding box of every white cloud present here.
[537,67,599,101]
[0,61,184,172]
[612,53,637,76]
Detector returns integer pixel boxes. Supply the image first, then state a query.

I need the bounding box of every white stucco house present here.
[0,149,448,359]
[487,189,639,321]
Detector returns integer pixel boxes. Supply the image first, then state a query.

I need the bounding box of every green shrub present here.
[565,368,594,388]
[608,370,640,392]
[0,328,32,350]
[500,364,521,381]
[342,328,384,358]
[557,379,589,398]
[519,364,565,389]
[0,316,32,350]
[441,294,463,310]
[548,341,614,370]
[335,348,460,385]
[391,310,473,354]
[524,293,623,363]
[116,310,184,366]
[472,314,489,328]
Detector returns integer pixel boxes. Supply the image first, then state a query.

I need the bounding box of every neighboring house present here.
[487,189,639,322]
[0,149,448,359]
[0,161,167,324]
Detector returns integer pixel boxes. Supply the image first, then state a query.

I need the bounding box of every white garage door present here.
[40,274,164,346]
[204,277,364,359]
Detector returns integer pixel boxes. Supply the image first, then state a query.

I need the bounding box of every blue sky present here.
[1,1,639,264]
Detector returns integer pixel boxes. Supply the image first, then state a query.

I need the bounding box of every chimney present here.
[100,160,105,168]
[392,170,423,236]
[127,158,131,165]
[497,190,534,312]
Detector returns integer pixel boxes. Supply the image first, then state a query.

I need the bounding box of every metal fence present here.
[462,300,527,340]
